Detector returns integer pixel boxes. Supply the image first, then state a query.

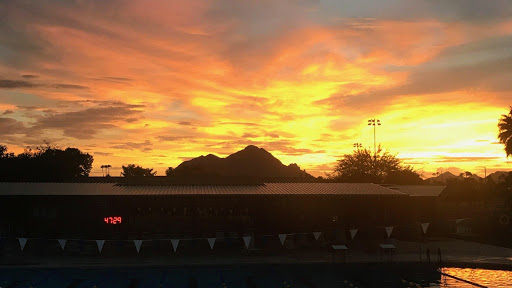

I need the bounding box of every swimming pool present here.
[0,264,509,287]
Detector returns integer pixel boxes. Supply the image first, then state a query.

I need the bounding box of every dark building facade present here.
[0,183,444,242]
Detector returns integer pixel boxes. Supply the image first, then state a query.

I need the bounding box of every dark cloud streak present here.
[111,140,153,152]
[21,74,38,79]
[0,117,26,135]
[29,102,144,139]
[0,79,88,90]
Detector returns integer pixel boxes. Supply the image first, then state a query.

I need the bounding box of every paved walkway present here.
[1,238,512,269]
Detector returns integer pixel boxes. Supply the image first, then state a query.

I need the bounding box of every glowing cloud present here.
[1,0,512,177]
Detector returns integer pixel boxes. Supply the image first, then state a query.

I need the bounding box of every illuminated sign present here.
[104,216,122,224]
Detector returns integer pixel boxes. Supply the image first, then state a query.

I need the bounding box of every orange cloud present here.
[1,1,512,177]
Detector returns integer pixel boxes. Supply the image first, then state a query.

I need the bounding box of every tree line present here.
[3,140,511,204]
[0,143,93,182]
[0,141,506,188]
[0,142,423,184]
[2,106,512,186]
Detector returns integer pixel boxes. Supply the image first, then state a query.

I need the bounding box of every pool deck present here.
[1,237,512,270]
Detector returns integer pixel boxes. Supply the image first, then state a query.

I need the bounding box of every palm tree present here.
[100,164,112,177]
[105,165,111,176]
[498,107,512,157]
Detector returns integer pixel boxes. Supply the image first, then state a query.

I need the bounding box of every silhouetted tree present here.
[0,145,7,157]
[328,146,422,184]
[0,145,14,159]
[386,169,424,185]
[165,167,174,177]
[444,177,484,201]
[460,171,473,178]
[121,164,156,177]
[498,107,512,157]
[0,143,93,181]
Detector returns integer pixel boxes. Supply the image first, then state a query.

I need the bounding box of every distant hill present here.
[172,145,313,179]
[426,170,512,184]
[425,172,458,184]
[426,171,483,184]
[487,171,511,183]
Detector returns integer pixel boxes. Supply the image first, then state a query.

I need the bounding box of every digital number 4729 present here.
[104,216,122,224]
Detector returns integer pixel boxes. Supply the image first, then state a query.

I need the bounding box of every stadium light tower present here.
[368,118,381,159]
[353,143,362,149]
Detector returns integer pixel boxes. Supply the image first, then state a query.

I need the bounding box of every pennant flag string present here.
[96,240,105,253]
[57,239,67,250]
[134,240,143,253]
[278,234,287,245]
[207,238,216,249]
[243,236,251,249]
[350,229,358,240]
[5,217,474,251]
[18,238,27,251]
[385,226,394,238]
[171,239,180,252]
[421,223,430,234]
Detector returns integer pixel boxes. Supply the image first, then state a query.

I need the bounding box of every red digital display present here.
[104,216,122,224]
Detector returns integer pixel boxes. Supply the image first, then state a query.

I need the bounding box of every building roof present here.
[0,182,413,196]
[381,185,446,197]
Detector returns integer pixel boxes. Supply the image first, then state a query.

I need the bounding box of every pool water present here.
[440,267,512,288]
[0,265,510,287]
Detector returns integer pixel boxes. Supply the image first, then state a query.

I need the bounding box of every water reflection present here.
[440,268,512,288]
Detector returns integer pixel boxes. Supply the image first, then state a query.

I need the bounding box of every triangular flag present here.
[421,223,430,234]
[134,240,143,253]
[313,232,322,240]
[207,238,216,249]
[171,239,180,252]
[96,240,105,253]
[243,236,251,249]
[385,226,393,238]
[350,229,358,239]
[18,238,27,251]
[455,218,464,224]
[278,234,287,245]
[58,239,67,250]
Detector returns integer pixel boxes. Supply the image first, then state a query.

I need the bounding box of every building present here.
[0,182,444,255]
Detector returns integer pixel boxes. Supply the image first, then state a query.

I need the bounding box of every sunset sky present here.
[1,0,512,178]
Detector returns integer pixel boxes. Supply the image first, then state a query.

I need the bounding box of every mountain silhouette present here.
[487,171,511,183]
[172,145,312,178]
[424,171,512,183]
[425,171,457,184]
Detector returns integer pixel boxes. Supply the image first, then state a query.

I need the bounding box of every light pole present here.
[477,166,486,183]
[367,118,381,160]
